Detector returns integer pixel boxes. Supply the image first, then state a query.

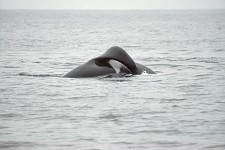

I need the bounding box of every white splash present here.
[141,70,149,75]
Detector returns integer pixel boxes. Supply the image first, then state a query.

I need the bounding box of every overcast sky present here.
[0,0,225,10]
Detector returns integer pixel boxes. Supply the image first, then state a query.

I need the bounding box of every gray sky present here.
[0,0,225,10]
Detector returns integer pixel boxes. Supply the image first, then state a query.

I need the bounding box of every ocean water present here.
[0,10,225,150]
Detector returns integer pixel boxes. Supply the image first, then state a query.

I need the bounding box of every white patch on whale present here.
[108,59,130,74]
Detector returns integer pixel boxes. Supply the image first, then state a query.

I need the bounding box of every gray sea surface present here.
[0,10,225,150]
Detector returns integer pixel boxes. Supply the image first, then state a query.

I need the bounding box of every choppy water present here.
[0,10,225,150]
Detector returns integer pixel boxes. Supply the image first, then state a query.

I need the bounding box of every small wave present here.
[153,140,183,147]
[0,141,39,149]
[32,61,41,63]
[148,56,224,64]
[195,73,212,77]
[99,73,133,78]
[100,78,133,82]
[98,74,134,82]
[0,113,22,118]
[18,72,62,78]
[1,65,20,69]
[185,57,221,64]
[203,144,225,149]
[123,45,141,48]
[215,49,224,52]
[163,98,186,102]
[99,113,122,120]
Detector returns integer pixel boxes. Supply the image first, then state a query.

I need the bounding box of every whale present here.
[63,46,155,78]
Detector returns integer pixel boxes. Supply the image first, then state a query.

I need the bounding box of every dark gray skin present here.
[63,46,155,78]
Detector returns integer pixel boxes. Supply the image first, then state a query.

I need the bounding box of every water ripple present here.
[0,141,40,149]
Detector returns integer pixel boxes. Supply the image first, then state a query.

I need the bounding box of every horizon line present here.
[1,8,225,11]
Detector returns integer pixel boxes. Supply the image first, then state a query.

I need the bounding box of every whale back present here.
[63,60,114,78]
[63,46,155,78]
[94,46,140,74]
